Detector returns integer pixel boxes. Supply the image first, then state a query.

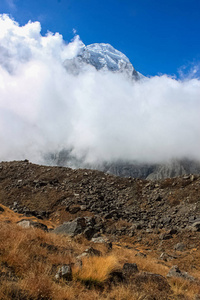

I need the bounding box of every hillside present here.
[1,160,200,299]
[1,160,200,230]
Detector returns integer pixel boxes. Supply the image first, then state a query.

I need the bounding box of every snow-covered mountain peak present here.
[80,43,130,63]
[64,42,142,80]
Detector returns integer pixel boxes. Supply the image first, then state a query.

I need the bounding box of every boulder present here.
[167,265,195,281]
[53,217,96,240]
[53,218,87,236]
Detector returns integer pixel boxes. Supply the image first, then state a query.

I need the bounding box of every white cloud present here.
[178,62,200,80]
[0,15,200,165]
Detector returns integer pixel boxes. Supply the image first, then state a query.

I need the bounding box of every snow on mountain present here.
[64,43,142,80]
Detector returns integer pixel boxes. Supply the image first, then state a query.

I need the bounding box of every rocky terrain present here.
[1,160,200,233]
[1,160,200,299]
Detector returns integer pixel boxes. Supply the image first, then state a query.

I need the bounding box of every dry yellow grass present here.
[168,277,200,300]
[73,255,119,283]
[112,243,169,276]
[1,210,200,300]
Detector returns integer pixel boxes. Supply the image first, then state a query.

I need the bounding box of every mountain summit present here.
[64,43,142,80]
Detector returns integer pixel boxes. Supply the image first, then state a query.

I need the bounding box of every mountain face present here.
[46,149,200,180]
[64,43,142,80]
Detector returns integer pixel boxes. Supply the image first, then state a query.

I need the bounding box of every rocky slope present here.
[1,160,200,236]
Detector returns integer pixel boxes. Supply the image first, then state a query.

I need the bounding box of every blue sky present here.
[0,0,200,76]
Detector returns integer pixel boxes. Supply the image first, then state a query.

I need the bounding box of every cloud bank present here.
[0,14,200,165]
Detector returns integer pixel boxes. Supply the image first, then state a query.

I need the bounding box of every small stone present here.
[17,219,48,231]
[192,222,200,231]
[55,265,72,281]
[84,247,102,256]
[146,228,153,233]
[80,205,87,211]
[159,233,173,240]
[159,252,176,262]
[17,220,31,228]
[77,247,102,260]
[174,242,185,251]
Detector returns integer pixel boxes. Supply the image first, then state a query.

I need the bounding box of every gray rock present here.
[131,223,143,230]
[167,265,195,281]
[84,247,101,256]
[146,228,153,233]
[53,217,87,236]
[17,219,48,231]
[53,217,96,240]
[159,233,173,240]
[55,265,72,281]
[13,201,18,207]
[77,247,102,260]
[174,242,186,251]
[159,252,176,262]
[80,205,87,211]
[91,236,108,243]
[17,219,31,229]
[192,222,200,231]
